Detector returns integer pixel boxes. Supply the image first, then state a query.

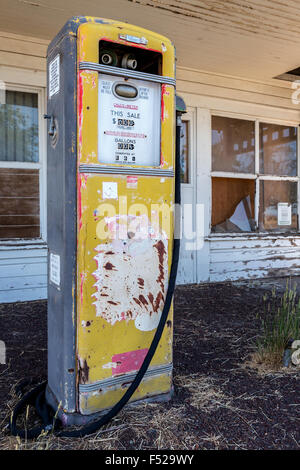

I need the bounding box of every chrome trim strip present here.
[79,61,176,86]
[79,164,174,177]
[79,363,173,393]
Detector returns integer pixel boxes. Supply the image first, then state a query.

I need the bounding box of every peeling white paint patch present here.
[92,215,168,331]
[102,362,118,369]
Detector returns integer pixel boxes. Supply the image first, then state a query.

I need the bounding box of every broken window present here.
[259,123,297,176]
[212,178,255,233]
[180,120,189,184]
[212,116,255,174]
[211,115,298,234]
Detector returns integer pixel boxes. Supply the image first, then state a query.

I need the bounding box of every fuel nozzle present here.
[121,53,137,70]
[100,50,118,67]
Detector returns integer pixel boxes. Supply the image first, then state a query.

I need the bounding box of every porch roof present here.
[0,0,299,83]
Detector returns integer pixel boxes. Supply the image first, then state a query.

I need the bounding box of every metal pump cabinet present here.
[46,17,176,424]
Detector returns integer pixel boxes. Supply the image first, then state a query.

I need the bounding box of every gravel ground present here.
[0,278,299,450]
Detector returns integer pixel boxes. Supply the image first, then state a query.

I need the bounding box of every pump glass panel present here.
[98,74,161,166]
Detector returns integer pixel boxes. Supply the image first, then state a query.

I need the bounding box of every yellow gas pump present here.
[43,16,177,426]
[9,17,186,437]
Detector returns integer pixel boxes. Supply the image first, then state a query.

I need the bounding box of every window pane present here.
[0,168,40,239]
[212,116,255,173]
[0,91,39,162]
[180,121,189,183]
[259,180,297,232]
[212,177,256,232]
[259,123,297,176]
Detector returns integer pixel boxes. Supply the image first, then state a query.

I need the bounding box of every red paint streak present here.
[78,174,83,230]
[160,84,169,166]
[112,348,149,376]
[161,84,166,123]
[78,71,83,159]
[77,71,84,230]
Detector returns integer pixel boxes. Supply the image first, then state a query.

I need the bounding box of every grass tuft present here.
[256,281,300,369]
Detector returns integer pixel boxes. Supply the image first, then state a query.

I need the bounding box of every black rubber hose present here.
[10,120,182,439]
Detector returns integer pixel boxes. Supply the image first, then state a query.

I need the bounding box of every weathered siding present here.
[210,237,300,282]
[0,32,47,303]
[176,68,298,113]
[0,244,47,302]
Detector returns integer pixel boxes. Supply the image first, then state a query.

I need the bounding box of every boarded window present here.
[259,123,297,176]
[0,168,40,239]
[259,180,297,232]
[180,121,189,183]
[212,116,255,173]
[212,177,255,233]
[0,90,40,239]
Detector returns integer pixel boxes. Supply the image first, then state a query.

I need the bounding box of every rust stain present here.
[104,262,116,270]
[79,359,89,384]
[154,240,166,292]
[138,294,148,306]
[148,291,164,313]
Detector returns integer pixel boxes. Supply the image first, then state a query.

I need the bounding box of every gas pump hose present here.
[9,124,182,439]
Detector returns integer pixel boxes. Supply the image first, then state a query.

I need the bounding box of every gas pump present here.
[46,16,178,426]
[10,16,185,437]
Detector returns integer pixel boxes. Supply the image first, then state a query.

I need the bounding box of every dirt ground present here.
[0,278,299,450]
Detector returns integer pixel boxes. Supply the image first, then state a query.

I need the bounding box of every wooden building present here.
[1,1,300,302]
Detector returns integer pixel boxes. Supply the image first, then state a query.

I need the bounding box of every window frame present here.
[211,111,300,235]
[180,110,195,187]
[0,83,47,243]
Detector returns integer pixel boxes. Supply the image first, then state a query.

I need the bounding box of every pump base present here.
[46,384,173,427]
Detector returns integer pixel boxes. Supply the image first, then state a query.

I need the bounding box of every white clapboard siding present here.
[210,237,300,282]
[0,245,48,303]
[176,67,299,115]
[0,32,48,303]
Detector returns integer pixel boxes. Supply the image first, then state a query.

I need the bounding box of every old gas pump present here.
[44,17,177,426]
